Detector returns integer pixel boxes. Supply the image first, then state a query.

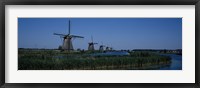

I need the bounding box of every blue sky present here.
[18,18,182,50]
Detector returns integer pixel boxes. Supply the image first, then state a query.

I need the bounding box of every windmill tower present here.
[88,36,98,51]
[99,42,106,52]
[54,20,84,51]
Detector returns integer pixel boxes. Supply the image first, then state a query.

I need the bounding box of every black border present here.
[0,0,200,88]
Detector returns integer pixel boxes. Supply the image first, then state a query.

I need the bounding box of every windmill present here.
[105,44,113,51]
[109,44,113,51]
[99,42,106,52]
[54,20,84,51]
[106,46,110,51]
[88,36,98,51]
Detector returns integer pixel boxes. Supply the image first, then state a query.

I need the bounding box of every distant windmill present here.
[105,44,113,51]
[99,42,106,52]
[110,47,113,51]
[110,44,113,51]
[106,46,110,51]
[88,36,98,51]
[54,20,84,51]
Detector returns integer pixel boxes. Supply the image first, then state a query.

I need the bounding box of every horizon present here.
[18,18,182,50]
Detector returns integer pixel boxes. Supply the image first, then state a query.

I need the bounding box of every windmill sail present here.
[71,35,84,38]
[54,20,84,51]
[53,33,66,37]
[68,20,70,35]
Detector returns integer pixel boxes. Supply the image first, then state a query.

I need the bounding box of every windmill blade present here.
[71,35,84,38]
[91,36,93,43]
[68,20,71,35]
[53,33,66,36]
[60,36,63,43]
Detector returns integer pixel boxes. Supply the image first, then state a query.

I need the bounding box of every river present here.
[117,53,182,70]
[159,54,182,70]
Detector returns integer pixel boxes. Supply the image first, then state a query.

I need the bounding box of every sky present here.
[18,18,182,50]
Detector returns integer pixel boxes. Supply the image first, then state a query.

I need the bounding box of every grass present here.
[18,49,171,70]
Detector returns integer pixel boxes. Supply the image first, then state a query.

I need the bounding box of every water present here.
[159,54,182,70]
[90,51,130,56]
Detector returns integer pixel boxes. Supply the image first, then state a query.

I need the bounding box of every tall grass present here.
[18,50,171,70]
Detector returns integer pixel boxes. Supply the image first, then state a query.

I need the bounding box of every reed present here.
[18,50,171,70]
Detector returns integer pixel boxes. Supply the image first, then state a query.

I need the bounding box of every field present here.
[18,49,172,70]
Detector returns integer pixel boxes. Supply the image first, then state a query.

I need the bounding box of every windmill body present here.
[62,36,73,50]
[54,20,84,51]
[88,36,98,51]
[99,45,105,52]
[88,43,94,51]
[88,42,98,51]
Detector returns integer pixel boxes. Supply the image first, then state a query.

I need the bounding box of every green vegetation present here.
[18,49,171,70]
